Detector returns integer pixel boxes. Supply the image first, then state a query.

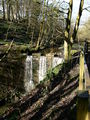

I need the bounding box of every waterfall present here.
[39,56,47,82]
[24,55,63,92]
[52,57,63,68]
[24,56,34,92]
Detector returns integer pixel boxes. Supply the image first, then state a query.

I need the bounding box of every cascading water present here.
[39,56,47,82]
[24,54,63,93]
[52,57,63,68]
[24,56,34,92]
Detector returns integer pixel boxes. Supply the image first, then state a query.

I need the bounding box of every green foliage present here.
[78,19,90,42]
[39,63,63,87]
[0,20,30,43]
[0,104,11,115]
[46,68,54,80]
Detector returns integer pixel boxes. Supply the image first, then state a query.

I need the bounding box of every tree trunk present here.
[7,2,11,21]
[15,0,20,21]
[64,41,69,61]
[35,0,45,50]
[11,6,14,21]
[2,0,5,20]
[64,0,73,61]
[35,21,44,50]
[64,0,84,61]
[72,0,84,42]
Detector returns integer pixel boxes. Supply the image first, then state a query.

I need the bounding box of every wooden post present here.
[77,91,89,120]
[77,50,89,120]
[79,51,85,90]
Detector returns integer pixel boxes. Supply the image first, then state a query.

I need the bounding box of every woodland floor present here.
[0,57,79,120]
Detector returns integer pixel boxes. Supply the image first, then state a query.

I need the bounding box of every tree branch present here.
[0,40,14,62]
[83,8,90,12]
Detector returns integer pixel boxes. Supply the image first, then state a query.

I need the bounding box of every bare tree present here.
[64,0,84,60]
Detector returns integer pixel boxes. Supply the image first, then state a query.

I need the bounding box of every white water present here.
[24,56,34,92]
[24,55,63,92]
[52,57,63,68]
[39,56,47,82]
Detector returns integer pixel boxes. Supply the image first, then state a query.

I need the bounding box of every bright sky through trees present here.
[47,0,90,26]
[65,0,90,25]
[0,0,90,26]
